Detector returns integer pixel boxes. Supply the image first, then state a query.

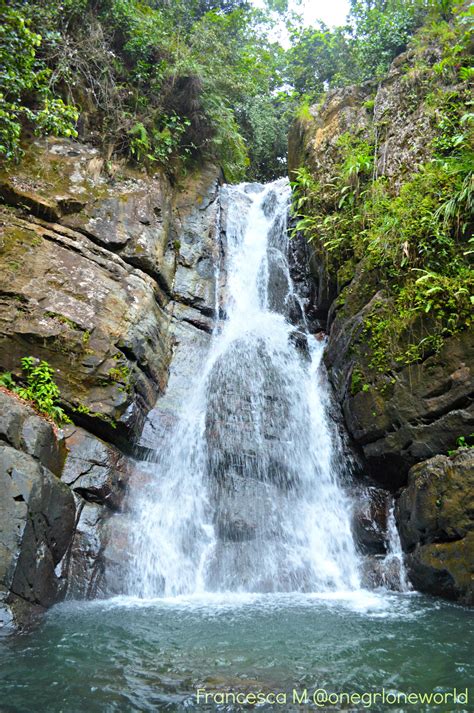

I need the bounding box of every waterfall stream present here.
[129,179,361,597]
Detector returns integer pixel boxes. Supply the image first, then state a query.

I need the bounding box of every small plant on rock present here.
[1,356,71,425]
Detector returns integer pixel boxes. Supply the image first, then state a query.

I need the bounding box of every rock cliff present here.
[0,137,221,627]
[289,41,473,603]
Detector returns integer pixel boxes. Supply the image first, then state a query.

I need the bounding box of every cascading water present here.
[383,502,411,592]
[129,179,361,597]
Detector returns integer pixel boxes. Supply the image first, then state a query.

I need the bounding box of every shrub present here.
[0,4,78,161]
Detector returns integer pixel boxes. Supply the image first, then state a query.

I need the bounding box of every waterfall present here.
[128,179,361,597]
[383,502,411,592]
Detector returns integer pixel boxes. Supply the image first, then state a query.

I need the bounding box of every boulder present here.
[396,450,474,604]
[352,487,390,555]
[0,390,66,476]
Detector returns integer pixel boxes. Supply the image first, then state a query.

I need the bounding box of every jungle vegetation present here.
[1,0,468,181]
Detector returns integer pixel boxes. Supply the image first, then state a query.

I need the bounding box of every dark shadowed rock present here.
[0,442,75,622]
[352,487,390,555]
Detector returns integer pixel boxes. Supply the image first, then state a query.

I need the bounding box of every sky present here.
[252,0,351,29]
[251,0,351,47]
[296,0,350,28]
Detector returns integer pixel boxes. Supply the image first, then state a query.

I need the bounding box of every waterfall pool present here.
[0,591,471,712]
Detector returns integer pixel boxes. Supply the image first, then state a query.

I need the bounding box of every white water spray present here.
[129,179,361,597]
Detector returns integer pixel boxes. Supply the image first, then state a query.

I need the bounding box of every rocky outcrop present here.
[288,48,473,485]
[0,138,221,449]
[396,450,473,604]
[0,380,154,633]
[0,137,222,623]
[328,322,473,488]
[58,425,146,600]
[0,391,74,628]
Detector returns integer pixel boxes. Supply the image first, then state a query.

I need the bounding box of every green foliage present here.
[108,358,131,389]
[290,134,375,259]
[1,356,71,424]
[291,41,473,375]
[288,0,459,102]
[349,0,428,80]
[128,115,192,164]
[74,403,91,414]
[0,3,78,161]
[0,371,15,390]
[288,25,352,97]
[10,0,288,180]
[350,368,370,395]
[448,433,474,455]
[1,0,468,179]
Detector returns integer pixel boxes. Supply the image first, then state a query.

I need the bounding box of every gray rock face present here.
[0,391,66,476]
[58,425,149,599]
[328,322,473,488]
[0,396,76,627]
[395,450,473,604]
[8,448,75,608]
[0,139,221,450]
[352,487,390,555]
[171,166,221,315]
[0,389,148,625]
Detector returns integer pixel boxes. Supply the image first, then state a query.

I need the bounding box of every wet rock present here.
[206,338,303,491]
[140,318,212,450]
[405,534,473,605]
[396,450,474,603]
[0,391,66,476]
[0,392,77,624]
[61,425,131,510]
[171,165,221,315]
[262,189,278,217]
[360,554,406,591]
[0,443,75,618]
[289,329,310,359]
[58,425,147,598]
[287,231,320,331]
[62,501,106,600]
[352,487,389,555]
